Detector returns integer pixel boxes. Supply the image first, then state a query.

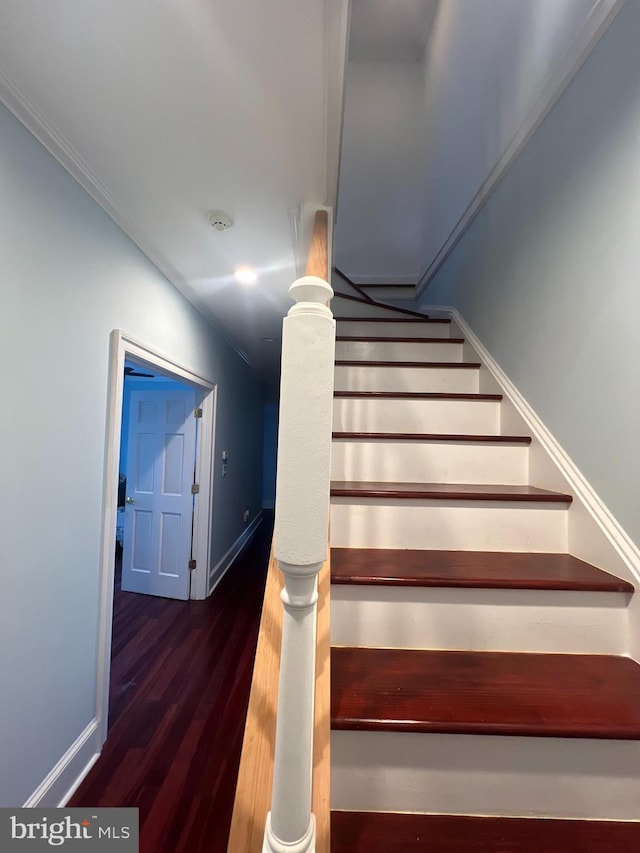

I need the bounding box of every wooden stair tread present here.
[336,335,464,343]
[332,431,531,444]
[334,391,501,400]
[331,812,640,852]
[331,648,640,738]
[330,549,633,592]
[330,482,572,503]
[335,316,448,323]
[335,360,481,369]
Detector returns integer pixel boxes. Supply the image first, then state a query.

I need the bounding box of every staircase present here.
[328,294,640,851]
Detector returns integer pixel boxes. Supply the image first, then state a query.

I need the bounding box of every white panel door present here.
[122,388,197,600]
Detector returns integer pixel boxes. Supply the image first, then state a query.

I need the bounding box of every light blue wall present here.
[421,1,640,548]
[335,59,425,281]
[418,0,600,279]
[0,102,263,806]
[261,402,278,507]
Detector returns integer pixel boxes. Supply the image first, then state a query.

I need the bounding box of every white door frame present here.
[95,329,217,745]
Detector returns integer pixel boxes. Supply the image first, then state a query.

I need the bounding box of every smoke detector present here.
[207,210,233,231]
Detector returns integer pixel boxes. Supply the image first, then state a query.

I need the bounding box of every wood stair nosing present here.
[334,360,481,369]
[330,811,640,853]
[330,647,640,740]
[329,548,633,593]
[336,335,464,343]
[334,316,449,324]
[330,481,572,503]
[334,391,502,401]
[332,431,531,444]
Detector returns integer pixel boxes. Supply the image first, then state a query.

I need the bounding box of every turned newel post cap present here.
[288,275,334,307]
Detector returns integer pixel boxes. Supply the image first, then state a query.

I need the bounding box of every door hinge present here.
[191,483,200,495]
[194,407,203,419]
[188,559,197,571]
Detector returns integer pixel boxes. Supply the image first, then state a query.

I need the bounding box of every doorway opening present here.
[96,330,217,744]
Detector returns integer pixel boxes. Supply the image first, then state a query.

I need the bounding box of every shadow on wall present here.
[262,402,278,509]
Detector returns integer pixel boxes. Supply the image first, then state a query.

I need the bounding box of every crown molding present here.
[0,69,253,369]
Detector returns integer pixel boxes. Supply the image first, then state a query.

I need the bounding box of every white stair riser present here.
[337,321,451,339]
[331,586,628,654]
[332,297,423,319]
[336,340,463,362]
[334,364,479,394]
[330,499,568,551]
[331,730,640,820]
[331,440,528,484]
[333,397,500,435]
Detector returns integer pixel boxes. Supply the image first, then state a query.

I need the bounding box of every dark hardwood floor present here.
[70,516,273,853]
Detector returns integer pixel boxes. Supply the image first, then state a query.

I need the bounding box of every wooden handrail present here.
[227,210,335,853]
[306,209,329,280]
[227,542,281,852]
[227,542,331,853]
[312,542,332,853]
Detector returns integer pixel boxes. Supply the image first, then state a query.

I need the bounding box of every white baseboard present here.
[423,305,640,600]
[262,500,275,510]
[208,512,264,595]
[23,719,101,808]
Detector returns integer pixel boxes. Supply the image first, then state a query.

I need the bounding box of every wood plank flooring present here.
[70,517,273,853]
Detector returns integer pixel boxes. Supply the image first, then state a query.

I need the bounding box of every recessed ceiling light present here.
[234,267,258,285]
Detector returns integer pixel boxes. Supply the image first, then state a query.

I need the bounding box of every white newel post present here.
[263,275,335,853]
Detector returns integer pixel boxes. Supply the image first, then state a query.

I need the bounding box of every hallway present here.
[70,517,273,852]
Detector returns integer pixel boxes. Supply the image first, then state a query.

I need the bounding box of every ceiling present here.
[0,0,444,388]
[0,0,349,386]
[0,1,616,388]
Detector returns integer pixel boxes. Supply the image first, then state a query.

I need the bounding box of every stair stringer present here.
[426,305,640,661]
